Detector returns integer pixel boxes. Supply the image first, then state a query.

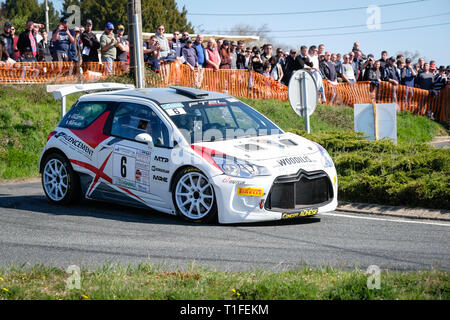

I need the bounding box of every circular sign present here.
[288,69,318,117]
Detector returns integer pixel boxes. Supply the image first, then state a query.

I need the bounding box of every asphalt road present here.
[0,182,449,271]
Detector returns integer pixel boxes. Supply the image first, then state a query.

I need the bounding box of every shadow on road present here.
[0,194,321,227]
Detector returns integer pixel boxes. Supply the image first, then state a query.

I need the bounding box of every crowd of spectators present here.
[0,18,448,95]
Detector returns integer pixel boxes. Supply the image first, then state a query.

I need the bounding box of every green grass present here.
[0,264,448,300]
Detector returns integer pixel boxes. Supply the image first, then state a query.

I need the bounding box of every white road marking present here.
[319,212,450,227]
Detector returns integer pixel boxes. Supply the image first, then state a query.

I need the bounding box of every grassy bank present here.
[0,264,448,300]
[0,84,448,208]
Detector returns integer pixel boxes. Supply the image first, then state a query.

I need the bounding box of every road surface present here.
[0,182,449,271]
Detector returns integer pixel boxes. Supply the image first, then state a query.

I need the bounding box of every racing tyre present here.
[173,167,217,223]
[42,152,81,205]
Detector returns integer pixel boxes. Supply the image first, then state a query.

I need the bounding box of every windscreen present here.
[161,98,283,143]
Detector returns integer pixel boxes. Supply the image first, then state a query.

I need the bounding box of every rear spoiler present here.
[47,83,135,118]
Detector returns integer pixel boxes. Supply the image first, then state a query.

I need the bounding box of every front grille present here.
[265,170,333,211]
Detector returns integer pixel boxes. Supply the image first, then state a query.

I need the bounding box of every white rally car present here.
[39,86,337,224]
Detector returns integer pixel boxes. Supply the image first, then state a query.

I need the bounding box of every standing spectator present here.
[180,32,189,47]
[275,48,285,68]
[216,39,223,51]
[340,54,356,84]
[237,41,245,53]
[170,31,182,57]
[434,66,447,91]
[401,58,417,87]
[378,50,388,71]
[219,40,232,69]
[383,57,401,104]
[416,63,434,91]
[205,38,220,71]
[262,61,271,78]
[269,56,283,82]
[401,58,417,105]
[354,50,364,80]
[69,27,82,74]
[352,42,366,60]
[229,41,238,69]
[417,57,425,73]
[1,22,14,60]
[281,49,297,85]
[143,35,161,72]
[308,45,326,102]
[182,38,198,71]
[317,44,325,57]
[260,43,273,64]
[361,54,375,81]
[155,25,169,59]
[37,30,52,62]
[194,34,205,67]
[100,22,117,74]
[18,21,38,58]
[320,51,337,84]
[0,38,10,62]
[335,53,342,78]
[11,25,19,60]
[348,52,358,80]
[115,25,129,63]
[51,17,76,61]
[81,19,100,65]
[368,60,382,98]
[237,47,251,70]
[250,46,263,74]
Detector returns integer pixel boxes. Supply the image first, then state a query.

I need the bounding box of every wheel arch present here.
[39,148,70,173]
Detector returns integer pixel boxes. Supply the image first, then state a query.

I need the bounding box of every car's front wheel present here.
[42,153,81,205]
[173,167,217,223]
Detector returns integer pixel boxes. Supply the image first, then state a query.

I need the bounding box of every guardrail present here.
[1,60,448,123]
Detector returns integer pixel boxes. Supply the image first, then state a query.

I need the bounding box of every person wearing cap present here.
[400,57,417,105]
[181,38,198,71]
[115,25,129,63]
[433,65,447,91]
[229,41,238,69]
[81,19,100,66]
[281,49,298,85]
[361,54,375,81]
[51,17,76,61]
[1,22,14,60]
[383,56,401,104]
[68,26,83,73]
[100,22,118,73]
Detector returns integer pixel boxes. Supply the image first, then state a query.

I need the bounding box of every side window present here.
[111,103,170,147]
[60,102,109,129]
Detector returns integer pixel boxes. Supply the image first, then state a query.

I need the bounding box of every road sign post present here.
[288,69,318,134]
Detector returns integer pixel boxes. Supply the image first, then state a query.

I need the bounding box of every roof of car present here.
[101,86,231,105]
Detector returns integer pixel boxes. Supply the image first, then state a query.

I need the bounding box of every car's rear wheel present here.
[42,153,81,205]
[173,167,217,223]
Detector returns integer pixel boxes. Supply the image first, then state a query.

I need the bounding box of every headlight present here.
[212,155,270,178]
[314,143,334,168]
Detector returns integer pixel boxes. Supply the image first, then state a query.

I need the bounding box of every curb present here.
[337,201,450,222]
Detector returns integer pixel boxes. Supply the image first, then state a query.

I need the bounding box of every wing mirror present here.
[135,133,154,151]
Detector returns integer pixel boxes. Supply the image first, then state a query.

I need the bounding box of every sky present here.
[42,0,450,65]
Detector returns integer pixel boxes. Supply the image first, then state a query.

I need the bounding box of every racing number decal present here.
[120,156,127,177]
[112,153,136,187]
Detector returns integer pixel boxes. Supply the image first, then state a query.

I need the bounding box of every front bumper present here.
[212,167,338,224]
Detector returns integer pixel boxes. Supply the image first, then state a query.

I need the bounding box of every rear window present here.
[59,102,109,129]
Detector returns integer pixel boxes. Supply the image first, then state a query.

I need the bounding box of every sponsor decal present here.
[161,103,184,110]
[151,166,170,174]
[236,187,263,197]
[152,175,168,183]
[55,131,93,159]
[276,156,314,167]
[114,145,137,157]
[154,156,169,163]
[137,183,150,193]
[113,177,136,189]
[222,177,246,185]
[281,208,318,219]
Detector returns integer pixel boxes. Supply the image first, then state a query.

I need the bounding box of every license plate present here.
[281,208,318,219]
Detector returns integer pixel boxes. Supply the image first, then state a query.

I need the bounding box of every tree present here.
[1,0,60,34]
[62,0,194,33]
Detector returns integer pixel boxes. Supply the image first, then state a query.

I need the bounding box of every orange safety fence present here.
[0,60,448,123]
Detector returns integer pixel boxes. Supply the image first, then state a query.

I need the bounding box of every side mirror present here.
[135,133,153,150]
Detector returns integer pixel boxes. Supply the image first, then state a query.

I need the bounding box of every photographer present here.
[361,54,375,81]
[51,17,76,61]
[251,46,263,74]
[144,35,161,72]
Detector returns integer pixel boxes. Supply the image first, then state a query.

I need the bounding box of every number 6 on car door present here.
[113,152,136,183]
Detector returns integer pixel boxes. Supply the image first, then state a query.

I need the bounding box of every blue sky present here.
[46,0,450,65]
